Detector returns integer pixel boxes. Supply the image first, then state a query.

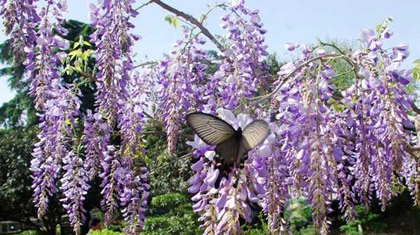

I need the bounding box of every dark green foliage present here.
[150,193,189,211]
[0,40,33,128]
[336,192,420,234]
[241,212,270,235]
[284,198,312,227]
[143,121,194,196]
[0,126,37,224]
[339,205,386,234]
[142,193,201,235]
[294,225,318,235]
[88,230,123,235]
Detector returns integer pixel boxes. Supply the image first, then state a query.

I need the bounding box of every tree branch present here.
[412,102,420,115]
[151,0,225,52]
[134,0,153,11]
[236,54,342,111]
[134,61,158,69]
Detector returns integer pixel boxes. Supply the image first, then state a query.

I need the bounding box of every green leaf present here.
[64,119,72,125]
[164,15,178,28]
[164,15,173,25]
[68,50,82,60]
[73,42,80,49]
[172,17,178,28]
[82,41,92,47]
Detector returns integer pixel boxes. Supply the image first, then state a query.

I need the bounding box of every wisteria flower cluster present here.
[184,6,417,235]
[2,0,149,234]
[2,0,419,234]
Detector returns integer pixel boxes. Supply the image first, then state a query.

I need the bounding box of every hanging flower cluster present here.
[216,1,268,109]
[158,26,208,153]
[89,0,150,233]
[83,109,111,180]
[0,0,40,64]
[2,0,149,233]
[17,0,85,228]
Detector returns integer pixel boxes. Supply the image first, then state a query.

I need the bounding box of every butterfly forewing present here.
[241,120,269,151]
[186,112,236,146]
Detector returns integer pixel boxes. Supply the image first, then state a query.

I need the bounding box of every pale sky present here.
[1,0,419,105]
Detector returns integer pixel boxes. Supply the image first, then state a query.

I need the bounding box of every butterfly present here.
[186,112,269,186]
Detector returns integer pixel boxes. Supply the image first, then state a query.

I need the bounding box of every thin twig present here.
[412,102,420,115]
[318,40,346,55]
[236,54,342,111]
[134,0,153,11]
[151,0,225,52]
[134,61,158,69]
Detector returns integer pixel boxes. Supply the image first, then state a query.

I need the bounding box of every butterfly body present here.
[215,127,243,171]
[186,112,269,187]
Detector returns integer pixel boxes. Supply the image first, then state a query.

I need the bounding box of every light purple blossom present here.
[60,151,90,235]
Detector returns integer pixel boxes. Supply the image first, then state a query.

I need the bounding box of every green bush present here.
[17,230,38,235]
[143,214,201,235]
[88,229,123,235]
[339,205,387,235]
[142,193,201,234]
[150,193,189,211]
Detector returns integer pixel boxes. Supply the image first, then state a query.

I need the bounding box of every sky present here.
[0,0,419,105]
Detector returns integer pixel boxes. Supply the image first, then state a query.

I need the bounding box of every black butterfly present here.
[186,112,269,186]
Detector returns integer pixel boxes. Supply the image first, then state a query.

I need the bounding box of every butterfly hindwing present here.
[215,136,241,170]
[186,112,235,146]
[241,120,270,151]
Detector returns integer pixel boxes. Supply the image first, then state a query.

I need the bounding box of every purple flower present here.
[392,43,409,62]
[285,42,299,51]
[60,151,90,235]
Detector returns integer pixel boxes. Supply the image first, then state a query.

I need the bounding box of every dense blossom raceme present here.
[119,156,150,235]
[118,68,148,157]
[83,109,111,180]
[252,129,289,231]
[60,151,90,235]
[347,29,416,211]
[28,1,69,111]
[216,1,268,109]
[158,26,208,153]
[90,0,150,231]
[99,145,122,226]
[89,0,140,121]
[0,0,40,64]
[30,82,83,219]
[20,0,77,222]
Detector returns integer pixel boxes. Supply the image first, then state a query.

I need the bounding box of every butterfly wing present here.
[214,136,241,188]
[241,120,270,151]
[186,112,235,145]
